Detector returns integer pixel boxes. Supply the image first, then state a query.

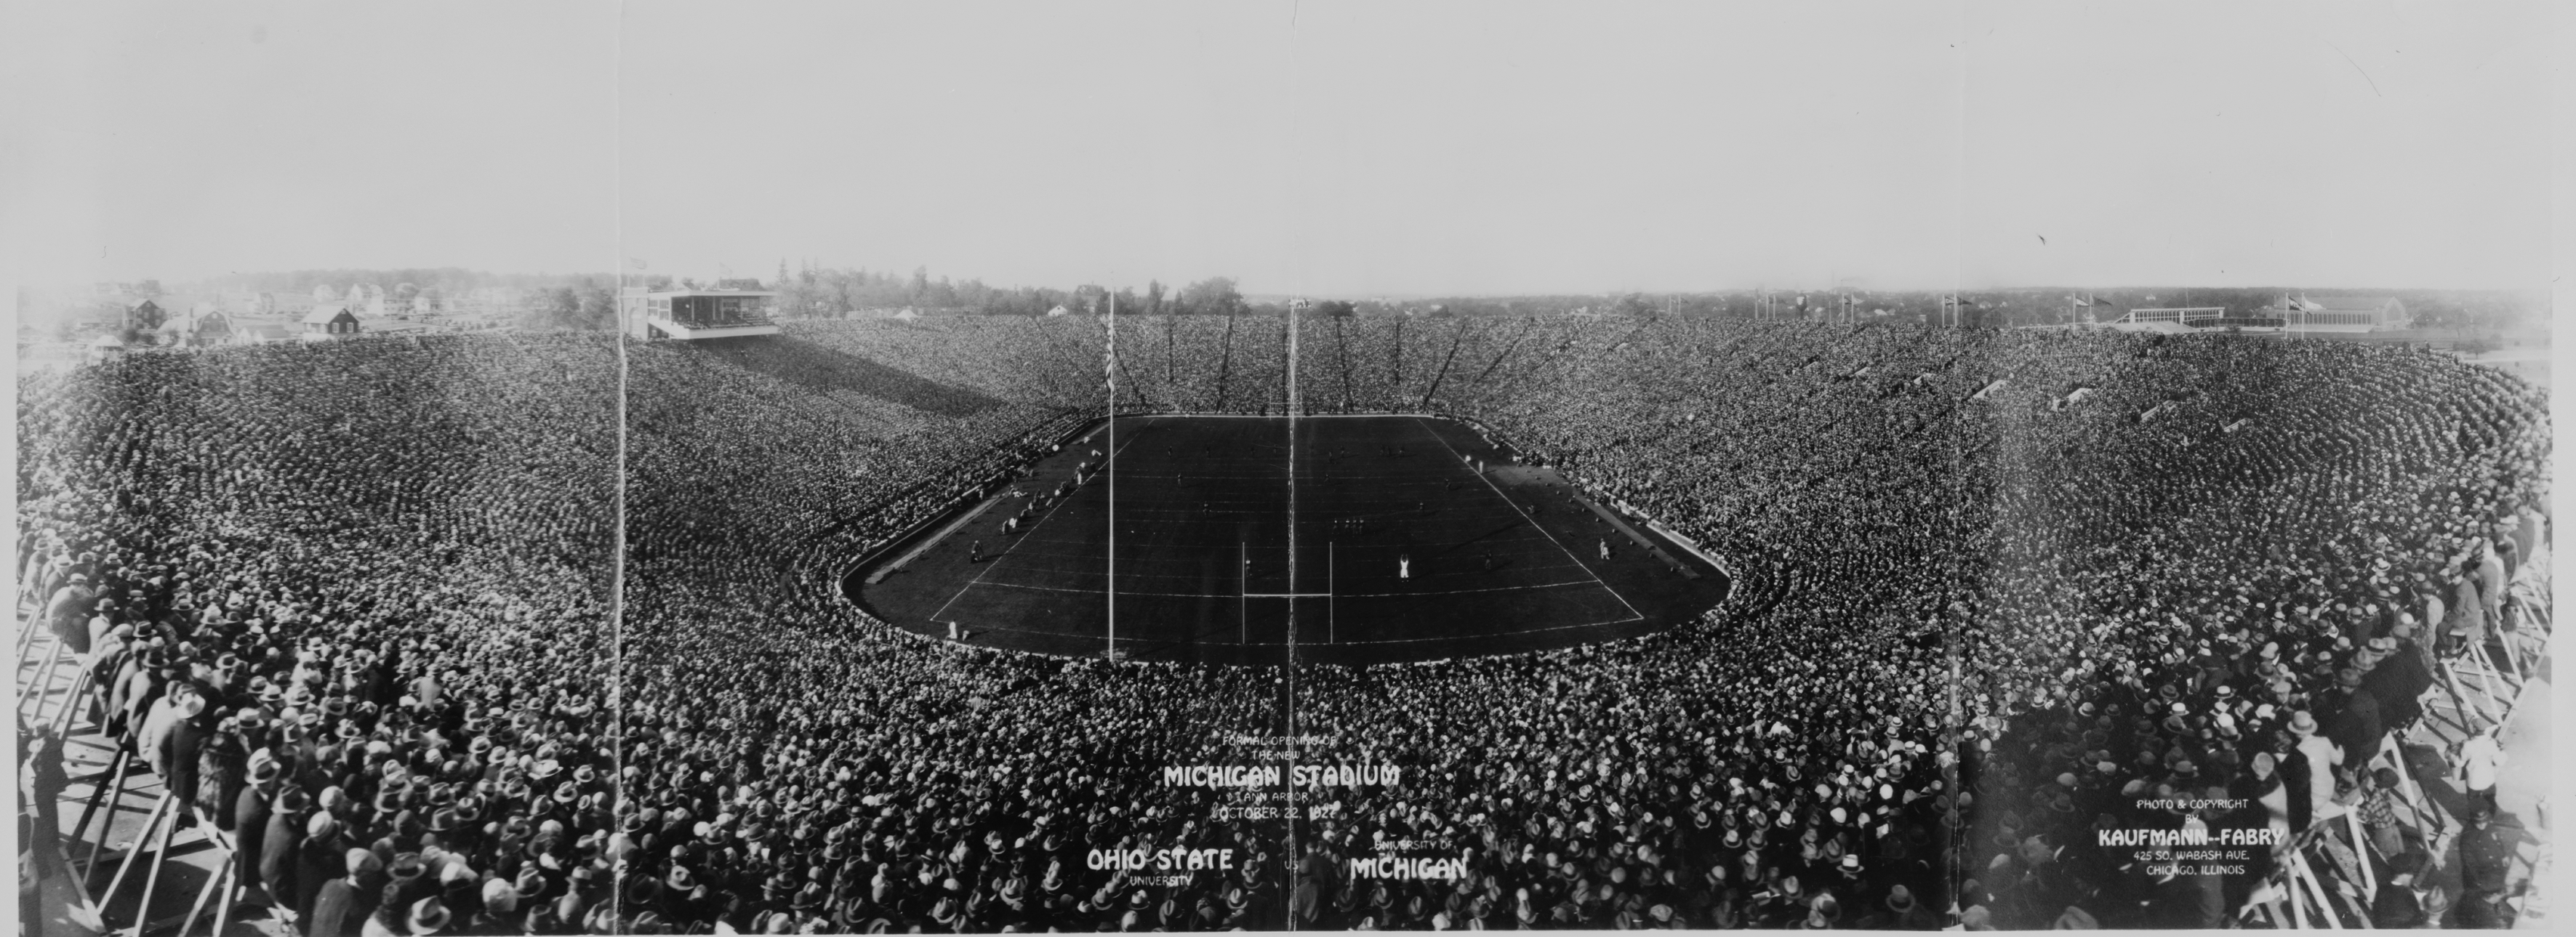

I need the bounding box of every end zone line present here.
[1411,417,1648,623]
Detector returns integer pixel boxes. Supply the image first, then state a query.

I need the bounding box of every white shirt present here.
[2460,733,2503,790]
[2297,733,2345,820]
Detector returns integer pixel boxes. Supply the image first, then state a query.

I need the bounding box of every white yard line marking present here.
[930,425,1149,622]
[1412,417,1648,624]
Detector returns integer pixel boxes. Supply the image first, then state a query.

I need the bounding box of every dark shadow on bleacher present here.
[689,336,1007,418]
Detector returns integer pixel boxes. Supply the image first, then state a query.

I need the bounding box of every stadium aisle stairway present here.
[18,605,281,937]
[2239,531,2553,928]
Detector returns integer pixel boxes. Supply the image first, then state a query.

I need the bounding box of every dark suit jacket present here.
[2361,659,2424,730]
[2330,691,2383,764]
[233,787,272,882]
[161,717,205,818]
[298,832,348,917]
[308,878,360,937]
[2370,882,2425,928]
[259,810,302,901]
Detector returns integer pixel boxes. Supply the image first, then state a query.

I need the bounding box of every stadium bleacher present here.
[16,316,2549,932]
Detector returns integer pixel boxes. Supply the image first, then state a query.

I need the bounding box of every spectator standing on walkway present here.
[2371,850,2428,928]
[2290,711,2346,826]
[2456,726,2503,819]
[2450,805,2514,928]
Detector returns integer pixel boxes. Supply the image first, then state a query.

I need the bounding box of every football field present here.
[854,415,1730,665]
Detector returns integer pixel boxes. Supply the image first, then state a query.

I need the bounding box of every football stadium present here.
[16,311,2551,932]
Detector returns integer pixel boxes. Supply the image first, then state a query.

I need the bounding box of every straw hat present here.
[408,897,452,935]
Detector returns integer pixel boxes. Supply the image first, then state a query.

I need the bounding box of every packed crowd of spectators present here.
[20,334,624,934]
[18,315,2547,933]
[1450,322,2548,928]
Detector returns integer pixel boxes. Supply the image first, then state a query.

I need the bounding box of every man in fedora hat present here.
[235,752,283,887]
[2324,668,2384,771]
[388,852,443,912]
[142,682,212,822]
[310,848,382,937]
[475,877,523,933]
[2370,848,2430,928]
[87,620,137,715]
[2359,632,2429,732]
[1879,883,1937,930]
[41,571,97,654]
[105,641,167,740]
[297,808,358,920]
[405,896,452,936]
[361,883,412,937]
[252,784,314,922]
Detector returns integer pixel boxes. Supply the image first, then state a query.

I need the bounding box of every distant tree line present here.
[190,268,610,299]
[525,280,620,332]
[159,266,2543,335]
[769,263,1252,318]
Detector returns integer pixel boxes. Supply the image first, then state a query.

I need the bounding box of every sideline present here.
[864,497,1001,584]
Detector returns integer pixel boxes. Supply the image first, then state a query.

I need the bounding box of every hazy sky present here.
[1,1,2553,295]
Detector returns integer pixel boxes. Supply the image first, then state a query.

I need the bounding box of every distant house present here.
[1046,305,1072,318]
[86,333,128,364]
[124,299,167,331]
[159,308,232,346]
[302,305,362,339]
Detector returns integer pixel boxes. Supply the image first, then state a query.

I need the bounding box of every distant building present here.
[1046,305,1072,318]
[618,289,780,340]
[2272,294,2408,331]
[302,305,363,339]
[159,307,232,347]
[86,333,129,364]
[123,299,167,332]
